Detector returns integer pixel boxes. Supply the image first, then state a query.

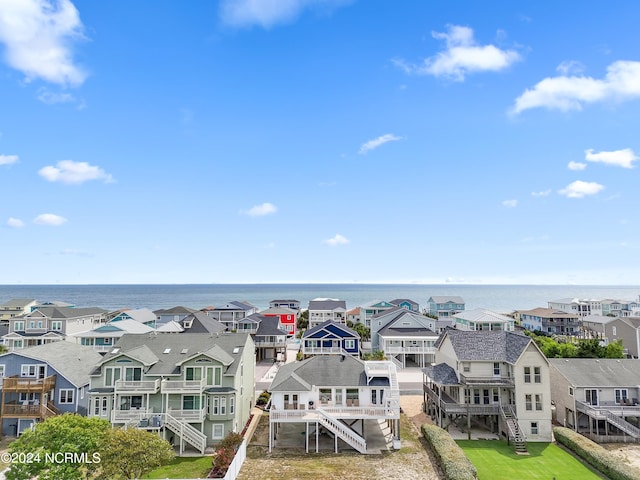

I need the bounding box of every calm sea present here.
[0,284,639,313]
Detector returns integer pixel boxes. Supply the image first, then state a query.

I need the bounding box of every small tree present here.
[6,414,110,480]
[97,428,174,480]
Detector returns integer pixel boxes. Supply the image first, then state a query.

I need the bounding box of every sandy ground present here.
[602,443,640,470]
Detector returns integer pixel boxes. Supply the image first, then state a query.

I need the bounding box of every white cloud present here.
[324,234,349,246]
[502,199,518,208]
[59,248,92,257]
[220,0,351,28]
[242,202,277,217]
[37,88,75,104]
[531,189,551,197]
[38,160,114,184]
[359,134,403,154]
[394,25,521,81]
[7,217,25,228]
[512,60,640,114]
[585,148,638,169]
[33,213,67,226]
[556,60,584,76]
[558,180,604,198]
[0,154,19,165]
[568,161,587,171]
[0,0,87,86]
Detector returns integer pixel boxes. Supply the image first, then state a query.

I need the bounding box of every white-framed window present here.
[59,389,74,404]
[462,362,470,373]
[124,367,142,381]
[182,395,200,410]
[212,424,224,440]
[0,365,4,379]
[531,422,538,435]
[105,367,121,386]
[534,366,541,383]
[19,393,35,403]
[345,339,355,350]
[51,321,63,332]
[21,365,38,378]
[493,363,500,376]
[220,397,226,415]
[535,394,543,411]
[230,396,235,415]
[568,387,574,396]
[615,389,629,404]
[612,326,617,336]
[213,397,219,415]
[14,321,24,331]
[525,394,532,411]
[524,367,531,383]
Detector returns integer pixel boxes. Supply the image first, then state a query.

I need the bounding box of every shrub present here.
[553,427,640,480]
[256,390,271,406]
[218,431,244,451]
[421,424,477,480]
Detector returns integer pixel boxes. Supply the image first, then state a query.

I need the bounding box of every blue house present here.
[426,296,465,319]
[301,320,360,357]
[0,342,102,436]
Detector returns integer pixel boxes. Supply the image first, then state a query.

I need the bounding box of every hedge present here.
[553,426,640,480]
[421,424,478,480]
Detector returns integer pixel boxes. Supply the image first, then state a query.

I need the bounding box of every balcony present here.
[1,402,61,418]
[383,345,436,354]
[167,407,206,422]
[459,373,514,387]
[111,408,153,424]
[161,378,205,394]
[424,386,502,415]
[576,400,640,418]
[302,346,344,355]
[2,375,56,393]
[114,378,160,394]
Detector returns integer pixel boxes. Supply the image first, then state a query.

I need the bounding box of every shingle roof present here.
[302,320,359,339]
[270,355,386,391]
[13,342,103,387]
[549,358,640,387]
[453,308,513,323]
[308,299,347,311]
[24,306,107,319]
[423,363,459,385]
[154,306,198,315]
[180,311,226,335]
[1,299,36,308]
[389,299,418,307]
[442,329,532,363]
[517,307,579,319]
[429,296,464,304]
[98,333,250,377]
[255,315,289,337]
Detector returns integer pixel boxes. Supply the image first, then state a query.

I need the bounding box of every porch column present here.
[269,421,272,452]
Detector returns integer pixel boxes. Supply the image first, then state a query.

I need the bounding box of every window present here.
[612,326,617,336]
[531,422,538,435]
[14,321,24,331]
[220,397,226,415]
[213,397,219,415]
[525,394,532,411]
[462,362,470,373]
[212,424,224,440]
[616,389,629,404]
[183,396,200,410]
[535,394,543,411]
[185,367,202,381]
[51,321,63,331]
[230,396,235,415]
[534,366,541,383]
[59,389,74,404]
[105,367,121,386]
[124,367,142,381]
[568,387,574,396]
[21,365,38,378]
[345,339,355,350]
[493,363,500,376]
[524,367,531,383]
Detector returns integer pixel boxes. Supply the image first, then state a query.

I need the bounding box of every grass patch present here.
[457,440,606,480]
[143,455,212,479]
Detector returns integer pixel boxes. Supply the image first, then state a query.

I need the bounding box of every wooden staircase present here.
[316,408,367,453]
[500,405,528,454]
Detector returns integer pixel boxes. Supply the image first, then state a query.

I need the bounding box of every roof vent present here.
[111,348,120,354]
[233,347,240,354]
[181,348,188,354]
[163,348,171,354]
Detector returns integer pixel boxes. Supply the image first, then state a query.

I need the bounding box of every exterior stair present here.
[576,401,640,439]
[500,405,528,454]
[163,413,207,454]
[316,408,367,453]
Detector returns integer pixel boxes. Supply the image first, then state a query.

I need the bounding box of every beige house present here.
[423,329,552,451]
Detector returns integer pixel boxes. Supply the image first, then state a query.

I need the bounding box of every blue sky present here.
[1,0,639,285]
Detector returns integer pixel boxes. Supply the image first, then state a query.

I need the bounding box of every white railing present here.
[114,378,160,393]
[302,346,343,355]
[383,346,436,354]
[161,378,205,393]
[576,401,640,438]
[163,413,207,454]
[167,407,206,422]
[316,408,367,453]
[111,408,152,423]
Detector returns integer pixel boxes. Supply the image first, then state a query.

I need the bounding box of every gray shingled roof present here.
[255,315,289,337]
[97,333,250,377]
[549,358,640,387]
[1,299,36,307]
[270,355,387,391]
[442,330,532,363]
[23,306,107,319]
[423,363,459,385]
[429,296,464,304]
[308,299,347,311]
[180,311,226,335]
[154,306,198,315]
[13,342,103,387]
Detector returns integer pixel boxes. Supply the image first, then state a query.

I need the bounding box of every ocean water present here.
[1,284,639,313]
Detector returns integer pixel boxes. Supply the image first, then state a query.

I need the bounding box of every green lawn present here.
[457,441,606,480]
[143,455,212,479]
